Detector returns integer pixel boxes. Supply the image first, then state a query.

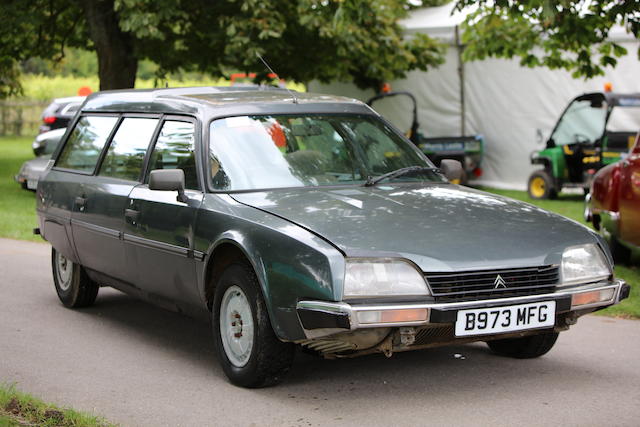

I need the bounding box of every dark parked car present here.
[15,128,66,190]
[37,87,629,388]
[39,96,85,134]
[585,132,640,263]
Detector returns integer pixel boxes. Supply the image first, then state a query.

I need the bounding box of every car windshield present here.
[551,99,607,146]
[209,114,443,191]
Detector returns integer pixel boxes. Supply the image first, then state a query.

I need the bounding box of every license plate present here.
[455,301,556,337]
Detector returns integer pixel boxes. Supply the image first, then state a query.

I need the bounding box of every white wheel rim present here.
[56,252,72,291]
[219,285,254,368]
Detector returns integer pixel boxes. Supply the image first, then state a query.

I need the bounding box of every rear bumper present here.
[297,279,629,339]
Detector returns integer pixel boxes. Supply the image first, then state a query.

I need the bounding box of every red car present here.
[586,133,640,263]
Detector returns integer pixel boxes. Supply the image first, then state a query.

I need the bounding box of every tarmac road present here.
[1,238,639,427]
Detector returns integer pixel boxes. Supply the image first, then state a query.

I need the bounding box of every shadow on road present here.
[63,287,612,405]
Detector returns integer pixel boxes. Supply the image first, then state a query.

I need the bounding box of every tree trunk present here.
[82,0,137,90]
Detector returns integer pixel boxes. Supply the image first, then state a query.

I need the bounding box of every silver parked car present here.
[15,128,65,190]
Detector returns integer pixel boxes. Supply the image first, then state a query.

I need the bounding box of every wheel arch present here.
[202,237,268,312]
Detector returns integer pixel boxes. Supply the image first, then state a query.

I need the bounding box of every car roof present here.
[80,86,372,118]
[575,92,640,107]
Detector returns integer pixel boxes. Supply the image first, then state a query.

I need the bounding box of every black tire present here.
[212,262,295,388]
[51,248,99,308]
[610,235,631,265]
[487,331,559,359]
[527,169,557,200]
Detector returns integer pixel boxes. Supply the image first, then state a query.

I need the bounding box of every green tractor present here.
[528,91,640,199]
[367,90,484,184]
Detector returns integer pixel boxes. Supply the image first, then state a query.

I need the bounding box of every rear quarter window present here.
[56,116,118,172]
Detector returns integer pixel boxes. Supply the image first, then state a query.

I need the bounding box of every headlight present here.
[561,244,611,286]
[343,258,430,299]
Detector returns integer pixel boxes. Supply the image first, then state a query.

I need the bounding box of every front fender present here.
[195,194,345,341]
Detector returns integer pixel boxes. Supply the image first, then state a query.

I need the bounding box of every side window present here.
[56,116,118,172]
[147,120,198,190]
[99,118,158,181]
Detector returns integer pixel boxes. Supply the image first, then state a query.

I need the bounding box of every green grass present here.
[0,136,39,241]
[0,383,115,427]
[481,187,640,318]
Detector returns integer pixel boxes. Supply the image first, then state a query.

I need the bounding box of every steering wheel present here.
[573,133,591,144]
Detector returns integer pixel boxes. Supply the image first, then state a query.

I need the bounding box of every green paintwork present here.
[535,146,566,179]
[37,86,618,343]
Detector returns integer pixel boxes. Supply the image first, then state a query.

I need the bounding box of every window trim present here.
[95,114,163,183]
[204,112,436,193]
[141,115,201,191]
[52,113,120,175]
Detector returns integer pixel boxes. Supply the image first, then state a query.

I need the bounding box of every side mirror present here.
[536,128,544,145]
[440,159,463,182]
[149,169,188,203]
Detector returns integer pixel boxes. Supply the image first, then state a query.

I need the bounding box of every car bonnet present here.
[230,183,599,272]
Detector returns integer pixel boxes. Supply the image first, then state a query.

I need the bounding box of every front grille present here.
[425,265,559,303]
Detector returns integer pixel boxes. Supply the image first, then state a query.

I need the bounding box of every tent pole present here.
[455,25,466,136]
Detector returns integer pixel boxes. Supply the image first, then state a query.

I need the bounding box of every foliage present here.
[0,0,446,95]
[0,383,114,427]
[115,0,446,89]
[0,0,88,97]
[456,0,640,78]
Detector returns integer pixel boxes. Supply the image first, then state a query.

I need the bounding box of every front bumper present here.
[297,279,629,339]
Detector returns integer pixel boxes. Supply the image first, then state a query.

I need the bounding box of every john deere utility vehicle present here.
[367,90,483,184]
[528,91,640,199]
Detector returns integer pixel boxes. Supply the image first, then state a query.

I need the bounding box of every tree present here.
[0,0,446,97]
[455,0,640,78]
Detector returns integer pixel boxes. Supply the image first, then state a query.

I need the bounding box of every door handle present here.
[74,196,87,211]
[124,209,140,222]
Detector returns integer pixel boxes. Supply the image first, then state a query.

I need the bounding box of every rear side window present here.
[99,118,159,181]
[56,116,118,172]
[147,120,198,190]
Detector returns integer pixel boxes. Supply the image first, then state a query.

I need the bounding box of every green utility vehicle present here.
[528,91,640,199]
[367,91,484,184]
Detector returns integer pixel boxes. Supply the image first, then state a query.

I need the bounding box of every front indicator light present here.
[357,308,429,325]
[571,288,615,309]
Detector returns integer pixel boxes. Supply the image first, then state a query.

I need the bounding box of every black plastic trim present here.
[298,308,350,330]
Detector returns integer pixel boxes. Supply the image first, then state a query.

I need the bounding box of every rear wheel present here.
[51,248,99,308]
[487,331,559,358]
[212,262,295,388]
[527,170,557,200]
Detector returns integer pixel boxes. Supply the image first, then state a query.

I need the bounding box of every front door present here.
[123,118,203,306]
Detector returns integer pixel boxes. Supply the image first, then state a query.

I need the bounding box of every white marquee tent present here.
[309,2,640,190]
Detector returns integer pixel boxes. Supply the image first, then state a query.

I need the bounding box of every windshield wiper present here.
[363,166,440,187]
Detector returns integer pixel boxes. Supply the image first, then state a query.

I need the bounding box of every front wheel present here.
[527,170,557,200]
[51,248,99,308]
[486,331,559,358]
[212,262,294,388]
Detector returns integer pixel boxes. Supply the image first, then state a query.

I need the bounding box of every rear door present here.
[43,115,119,263]
[123,117,204,305]
[618,135,640,246]
[71,115,159,281]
